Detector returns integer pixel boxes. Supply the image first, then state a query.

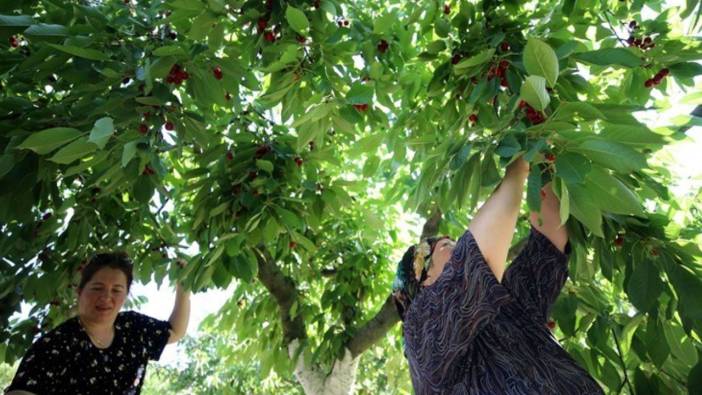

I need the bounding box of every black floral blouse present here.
[6,311,171,395]
[403,227,605,394]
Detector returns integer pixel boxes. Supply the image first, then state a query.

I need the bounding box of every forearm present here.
[469,158,529,282]
[167,284,190,343]
[529,182,569,252]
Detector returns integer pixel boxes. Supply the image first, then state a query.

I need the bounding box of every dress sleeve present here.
[501,226,570,324]
[404,230,511,387]
[6,334,60,392]
[123,311,172,361]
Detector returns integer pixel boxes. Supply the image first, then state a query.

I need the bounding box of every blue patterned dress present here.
[403,227,604,394]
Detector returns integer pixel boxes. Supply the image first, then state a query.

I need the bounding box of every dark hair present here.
[79,252,134,291]
[392,236,445,321]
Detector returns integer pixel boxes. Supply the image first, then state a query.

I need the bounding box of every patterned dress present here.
[403,227,604,394]
[5,311,171,394]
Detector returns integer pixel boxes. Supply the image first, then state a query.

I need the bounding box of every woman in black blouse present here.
[393,157,604,394]
[5,252,191,395]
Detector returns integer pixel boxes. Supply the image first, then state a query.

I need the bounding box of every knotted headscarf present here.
[392,236,449,321]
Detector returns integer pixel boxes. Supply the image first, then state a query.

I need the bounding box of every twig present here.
[611,327,635,394]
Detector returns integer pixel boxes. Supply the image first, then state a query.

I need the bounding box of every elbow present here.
[167,324,188,344]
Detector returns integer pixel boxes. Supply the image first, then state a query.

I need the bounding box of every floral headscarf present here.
[392,236,450,321]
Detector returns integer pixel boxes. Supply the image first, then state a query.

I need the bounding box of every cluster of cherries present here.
[644,68,669,88]
[487,60,510,88]
[519,100,546,125]
[626,21,655,50]
[165,64,189,85]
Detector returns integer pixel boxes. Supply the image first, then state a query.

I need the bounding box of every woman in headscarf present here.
[393,156,603,394]
[5,252,190,395]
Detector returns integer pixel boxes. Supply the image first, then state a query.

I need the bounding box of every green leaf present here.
[646,316,670,369]
[568,185,603,237]
[0,14,33,27]
[122,141,138,167]
[88,117,114,149]
[285,6,309,35]
[16,128,82,155]
[627,258,664,313]
[256,160,274,173]
[47,44,110,61]
[24,24,68,37]
[669,62,702,79]
[555,152,591,185]
[558,180,570,225]
[526,165,543,213]
[47,138,97,164]
[573,48,643,68]
[599,123,666,147]
[133,176,155,204]
[454,48,495,72]
[664,260,702,321]
[585,167,644,216]
[688,358,702,395]
[153,45,187,56]
[553,102,606,122]
[520,76,550,111]
[523,38,559,87]
[346,83,374,105]
[573,139,647,174]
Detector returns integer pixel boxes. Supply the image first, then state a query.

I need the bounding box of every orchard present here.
[1,0,702,394]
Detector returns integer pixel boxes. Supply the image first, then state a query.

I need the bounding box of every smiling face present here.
[77,267,128,325]
[423,237,456,285]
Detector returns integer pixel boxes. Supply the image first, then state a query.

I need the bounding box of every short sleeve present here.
[502,226,570,324]
[403,230,511,388]
[121,311,172,361]
[6,335,61,392]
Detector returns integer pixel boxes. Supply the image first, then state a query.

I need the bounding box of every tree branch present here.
[255,249,307,343]
[347,295,400,358]
[346,208,443,357]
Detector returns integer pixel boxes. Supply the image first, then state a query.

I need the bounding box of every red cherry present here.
[500,41,510,52]
[468,114,478,123]
[633,38,642,47]
[289,241,297,249]
[644,79,654,88]
[443,4,450,14]
[9,36,19,48]
[546,320,556,330]
[629,20,637,29]
[142,165,155,175]
[353,103,369,111]
[255,144,271,158]
[297,35,306,44]
[226,150,234,161]
[659,68,669,77]
[451,54,462,64]
[264,31,275,42]
[652,74,663,84]
[643,36,652,44]
[499,60,509,70]
[343,20,349,27]
[614,235,624,247]
[545,153,556,162]
[164,121,175,131]
[518,100,527,109]
[313,0,320,9]
[213,66,223,80]
[500,78,509,88]
[377,39,389,53]
[138,124,148,134]
[257,18,268,32]
[294,157,303,167]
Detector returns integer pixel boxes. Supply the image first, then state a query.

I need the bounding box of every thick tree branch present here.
[346,208,443,357]
[347,295,399,358]
[255,250,307,343]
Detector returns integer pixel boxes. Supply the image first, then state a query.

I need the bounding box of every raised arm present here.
[167,283,190,343]
[468,156,529,283]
